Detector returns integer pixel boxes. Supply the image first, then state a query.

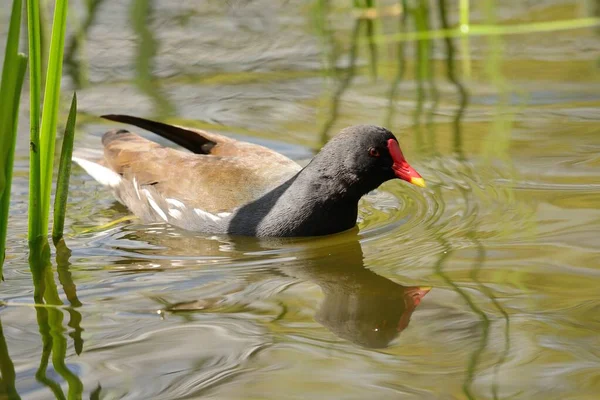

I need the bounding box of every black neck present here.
[227,162,366,237]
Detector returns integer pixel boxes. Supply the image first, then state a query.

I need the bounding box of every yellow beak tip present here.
[410,177,426,188]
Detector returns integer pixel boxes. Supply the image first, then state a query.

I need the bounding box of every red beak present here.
[387,139,425,187]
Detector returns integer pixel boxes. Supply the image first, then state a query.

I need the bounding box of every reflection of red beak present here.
[405,286,432,306]
[387,139,426,187]
[397,286,432,332]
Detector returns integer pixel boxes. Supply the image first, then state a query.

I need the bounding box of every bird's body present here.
[74,115,424,237]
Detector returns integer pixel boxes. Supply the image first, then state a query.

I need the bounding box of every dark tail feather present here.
[101,114,216,154]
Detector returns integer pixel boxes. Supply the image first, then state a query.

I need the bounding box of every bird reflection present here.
[120,228,430,348]
[276,237,430,348]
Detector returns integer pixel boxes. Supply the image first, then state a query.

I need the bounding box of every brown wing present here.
[100,122,301,214]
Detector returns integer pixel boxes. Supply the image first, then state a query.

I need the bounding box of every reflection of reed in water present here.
[28,237,84,400]
[317,18,362,146]
[467,234,511,400]
[433,229,511,400]
[433,239,488,400]
[64,0,105,88]
[407,0,470,158]
[320,0,470,157]
[365,13,378,81]
[55,239,84,355]
[130,0,175,117]
[438,0,469,158]
[412,0,439,155]
[316,0,383,146]
[384,0,407,128]
[0,319,19,400]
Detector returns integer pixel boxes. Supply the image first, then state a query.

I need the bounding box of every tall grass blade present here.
[52,93,77,242]
[0,55,27,280]
[0,0,28,279]
[39,0,51,79]
[39,0,70,234]
[27,0,44,241]
[0,0,24,193]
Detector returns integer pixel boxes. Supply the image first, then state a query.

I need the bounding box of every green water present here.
[1,0,600,399]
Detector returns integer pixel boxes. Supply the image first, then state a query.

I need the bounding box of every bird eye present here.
[368,147,380,157]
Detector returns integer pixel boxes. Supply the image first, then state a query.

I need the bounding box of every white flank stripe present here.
[133,177,141,200]
[144,189,168,221]
[194,208,220,223]
[166,198,185,209]
[168,208,183,219]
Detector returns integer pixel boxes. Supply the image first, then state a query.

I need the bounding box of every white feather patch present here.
[143,189,168,221]
[194,208,222,223]
[73,157,122,188]
[133,177,141,200]
[165,198,186,220]
[168,208,183,219]
[166,198,185,208]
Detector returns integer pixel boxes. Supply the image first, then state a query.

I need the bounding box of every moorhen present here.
[74,115,425,237]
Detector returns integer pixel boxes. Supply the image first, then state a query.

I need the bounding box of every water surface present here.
[1,1,599,399]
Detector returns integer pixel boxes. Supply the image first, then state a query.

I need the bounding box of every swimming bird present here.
[73,115,425,237]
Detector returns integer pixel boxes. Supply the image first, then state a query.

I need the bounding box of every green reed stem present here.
[0,0,28,279]
[52,94,77,242]
[39,0,51,77]
[27,0,44,241]
[0,0,23,199]
[39,0,70,234]
[0,55,27,280]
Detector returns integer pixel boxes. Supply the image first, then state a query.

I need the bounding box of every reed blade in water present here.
[39,0,70,233]
[52,93,77,242]
[27,0,44,240]
[0,56,27,280]
[0,0,28,278]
